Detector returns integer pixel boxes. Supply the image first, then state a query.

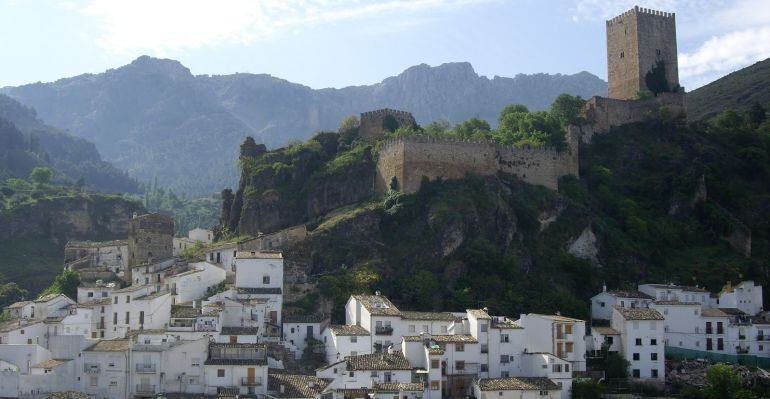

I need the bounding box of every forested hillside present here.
[2,56,606,195]
[222,103,770,321]
[0,94,139,193]
[687,57,770,121]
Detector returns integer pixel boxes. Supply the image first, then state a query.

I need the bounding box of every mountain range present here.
[2,56,608,195]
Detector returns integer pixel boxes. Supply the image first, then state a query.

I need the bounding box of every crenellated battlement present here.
[378,135,565,157]
[607,6,675,26]
[361,108,415,118]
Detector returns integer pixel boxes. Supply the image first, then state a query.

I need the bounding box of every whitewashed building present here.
[610,307,665,382]
[590,287,653,321]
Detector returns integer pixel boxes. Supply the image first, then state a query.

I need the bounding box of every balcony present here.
[448,362,480,375]
[136,384,156,394]
[241,377,263,386]
[83,363,100,373]
[737,347,750,354]
[759,335,770,341]
[375,326,393,335]
[739,335,747,340]
[135,364,157,373]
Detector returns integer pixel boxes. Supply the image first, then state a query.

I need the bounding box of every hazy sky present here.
[2,0,769,90]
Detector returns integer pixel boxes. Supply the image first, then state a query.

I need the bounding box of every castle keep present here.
[607,6,679,99]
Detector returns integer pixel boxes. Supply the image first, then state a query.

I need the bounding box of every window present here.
[126,295,130,304]
[564,324,573,334]
[565,364,570,372]
[125,312,130,324]
[539,391,549,396]
[114,296,118,304]
[656,49,661,56]
[384,372,392,382]
[650,339,657,346]
[635,338,642,346]
[600,301,605,307]
[456,343,464,352]
[263,275,270,284]
[706,322,712,334]
[566,342,574,353]
[480,323,488,332]
[707,338,713,350]
[191,358,200,367]
[90,376,98,387]
[422,325,429,333]
[88,292,94,298]
[217,369,225,377]
[350,336,357,343]
[455,361,465,371]
[501,334,509,343]
[501,371,509,378]
[139,311,144,326]
[651,353,658,361]
[651,369,659,378]
[431,359,439,369]
[633,369,640,378]
[481,344,488,354]
[113,312,117,324]
[430,381,439,391]
[481,364,488,372]
[633,353,640,361]
[500,355,509,363]
[349,372,354,377]
[717,322,724,334]
[371,371,378,377]
[350,351,357,356]
[408,325,415,333]
[109,380,118,387]
[605,336,614,345]
[552,364,562,372]
[718,338,724,351]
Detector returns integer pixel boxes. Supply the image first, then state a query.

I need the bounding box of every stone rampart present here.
[359,108,417,141]
[375,132,579,194]
[578,91,686,142]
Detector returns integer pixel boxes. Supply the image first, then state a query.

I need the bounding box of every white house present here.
[163,261,226,304]
[715,281,763,316]
[203,342,269,397]
[610,307,665,382]
[80,339,131,398]
[650,301,703,351]
[638,284,711,307]
[590,287,653,320]
[189,228,214,244]
[472,377,561,399]
[317,352,412,391]
[267,372,331,399]
[518,313,587,372]
[282,314,329,358]
[323,325,372,364]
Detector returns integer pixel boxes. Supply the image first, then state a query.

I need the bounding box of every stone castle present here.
[373,6,686,194]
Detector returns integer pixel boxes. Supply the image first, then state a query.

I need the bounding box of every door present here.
[247,368,255,384]
[269,311,277,324]
[306,325,313,339]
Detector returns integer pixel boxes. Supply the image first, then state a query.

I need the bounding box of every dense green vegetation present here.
[0,94,139,194]
[302,104,770,322]
[141,179,221,235]
[688,57,770,121]
[384,93,585,149]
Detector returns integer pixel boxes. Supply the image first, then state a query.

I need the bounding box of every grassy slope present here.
[687,58,770,121]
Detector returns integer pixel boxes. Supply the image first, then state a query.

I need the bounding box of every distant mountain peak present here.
[124,55,192,79]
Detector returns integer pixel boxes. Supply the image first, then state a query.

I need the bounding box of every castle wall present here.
[359,109,417,141]
[580,91,686,142]
[126,213,174,282]
[375,134,579,194]
[607,7,678,99]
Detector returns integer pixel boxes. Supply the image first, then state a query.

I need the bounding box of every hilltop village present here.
[0,6,762,399]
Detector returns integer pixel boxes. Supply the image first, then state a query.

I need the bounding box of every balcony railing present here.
[135,364,157,373]
[136,384,156,394]
[375,326,393,335]
[448,363,480,375]
[83,364,100,373]
[241,377,263,386]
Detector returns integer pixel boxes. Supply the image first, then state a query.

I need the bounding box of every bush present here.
[572,379,603,399]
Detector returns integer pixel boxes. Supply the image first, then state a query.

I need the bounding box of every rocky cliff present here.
[3,56,606,195]
[0,194,144,292]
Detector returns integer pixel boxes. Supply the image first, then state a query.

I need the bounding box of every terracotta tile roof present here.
[653,301,701,306]
[476,377,560,391]
[114,284,148,293]
[374,382,425,392]
[80,298,112,306]
[642,284,709,293]
[221,326,259,335]
[237,287,283,295]
[352,295,401,316]
[210,342,266,349]
[427,347,445,355]
[701,308,730,317]
[268,372,331,398]
[66,240,127,248]
[237,251,283,259]
[42,392,91,399]
[0,319,41,332]
[85,339,130,352]
[283,314,328,324]
[491,318,523,329]
[35,293,67,303]
[592,327,620,335]
[466,309,491,320]
[171,305,202,318]
[614,307,665,320]
[400,311,460,322]
[334,388,374,398]
[719,308,746,316]
[135,291,169,301]
[429,335,478,344]
[528,313,584,322]
[6,300,32,309]
[31,359,68,368]
[605,290,653,299]
[330,324,370,336]
[345,352,411,371]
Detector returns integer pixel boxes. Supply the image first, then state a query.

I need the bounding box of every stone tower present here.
[126,213,174,283]
[606,6,679,100]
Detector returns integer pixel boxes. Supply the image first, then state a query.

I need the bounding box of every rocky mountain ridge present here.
[2,56,608,195]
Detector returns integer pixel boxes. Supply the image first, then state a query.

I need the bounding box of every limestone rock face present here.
[568,226,599,263]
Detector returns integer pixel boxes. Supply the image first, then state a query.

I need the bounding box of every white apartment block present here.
[590,287,653,320]
[610,307,665,382]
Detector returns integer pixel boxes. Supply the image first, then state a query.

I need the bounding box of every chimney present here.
[602,281,607,292]
[132,212,138,219]
[375,291,381,296]
[556,310,561,316]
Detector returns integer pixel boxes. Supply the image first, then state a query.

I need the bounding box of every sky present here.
[1,0,769,90]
